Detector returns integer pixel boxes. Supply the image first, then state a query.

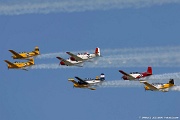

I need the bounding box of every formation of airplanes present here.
[4,46,177,92]
[4,47,100,70]
[4,47,39,71]
[118,67,174,92]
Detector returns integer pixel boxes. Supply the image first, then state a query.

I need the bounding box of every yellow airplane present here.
[68,73,105,90]
[140,79,175,92]
[9,46,40,59]
[4,58,35,71]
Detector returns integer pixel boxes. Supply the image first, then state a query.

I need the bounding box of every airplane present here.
[9,46,40,59]
[66,47,101,62]
[68,73,105,90]
[119,66,152,80]
[4,58,35,71]
[140,79,175,92]
[56,56,83,67]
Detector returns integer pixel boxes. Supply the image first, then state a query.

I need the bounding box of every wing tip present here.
[56,56,62,60]
[68,78,74,81]
[140,80,147,83]
[4,60,9,63]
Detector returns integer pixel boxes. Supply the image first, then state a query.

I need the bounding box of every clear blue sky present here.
[0,1,180,120]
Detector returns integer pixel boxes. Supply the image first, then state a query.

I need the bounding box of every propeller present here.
[6,65,9,70]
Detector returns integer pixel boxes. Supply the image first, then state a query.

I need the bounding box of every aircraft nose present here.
[122,76,127,80]
[60,61,65,65]
[70,57,75,61]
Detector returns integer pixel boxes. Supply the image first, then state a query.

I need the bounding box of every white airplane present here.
[140,79,175,92]
[68,73,105,90]
[56,57,83,67]
[66,47,100,62]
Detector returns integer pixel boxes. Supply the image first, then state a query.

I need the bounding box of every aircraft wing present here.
[68,78,78,84]
[9,50,23,58]
[66,52,84,61]
[4,60,18,67]
[56,56,74,66]
[119,70,136,79]
[89,88,96,90]
[75,76,89,84]
[140,80,158,91]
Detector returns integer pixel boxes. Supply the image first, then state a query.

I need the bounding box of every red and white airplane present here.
[56,47,100,67]
[119,67,152,80]
[56,57,83,67]
[66,47,100,62]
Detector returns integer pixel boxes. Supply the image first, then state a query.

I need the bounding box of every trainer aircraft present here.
[9,46,40,59]
[4,58,35,71]
[119,67,152,80]
[68,73,105,90]
[140,79,175,92]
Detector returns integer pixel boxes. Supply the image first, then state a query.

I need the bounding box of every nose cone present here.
[12,56,16,59]
[144,86,149,90]
[73,84,79,88]
[60,61,65,65]
[122,76,128,80]
[70,57,75,61]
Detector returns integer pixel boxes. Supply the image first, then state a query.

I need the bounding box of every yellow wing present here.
[68,78,78,84]
[140,80,158,91]
[9,50,24,58]
[4,60,18,68]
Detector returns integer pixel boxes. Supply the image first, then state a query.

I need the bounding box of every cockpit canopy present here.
[130,72,140,74]
[78,52,89,55]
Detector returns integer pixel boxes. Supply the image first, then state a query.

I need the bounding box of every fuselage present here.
[122,72,151,80]
[73,79,103,88]
[70,53,97,61]
[60,58,83,66]
[12,52,39,59]
[7,61,34,69]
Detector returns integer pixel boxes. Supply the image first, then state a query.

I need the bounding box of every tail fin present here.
[95,47,100,56]
[34,46,40,54]
[169,79,174,85]
[147,66,152,75]
[100,73,105,80]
